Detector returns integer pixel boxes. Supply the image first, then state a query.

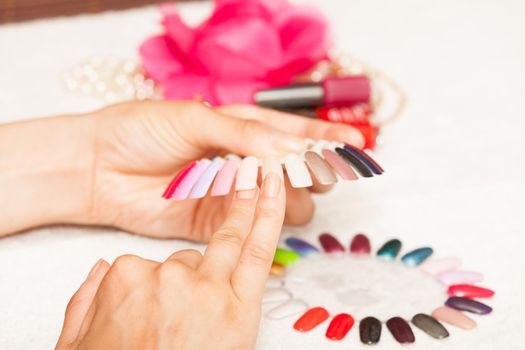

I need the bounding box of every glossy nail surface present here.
[173,160,211,200]
[335,147,373,177]
[285,237,319,256]
[211,158,239,196]
[266,299,308,320]
[345,143,384,172]
[386,317,415,344]
[190,157,225,198]
[420,257,461,275]
[448,284,495,298]
[284,153,313,188]
[163,161,197,199]
[319,233,345,254]
[445,297,492,315]
[377,239,402,260]
[401,247,433,267]
[350,233,371,254]
[270,263,285,276]
[262,156,284,180]
[273,248,300,266]
[359,316,382,345]
[411,313,449,339]
[438,270,483,285]
[235,156,258,191]
[343,144,383,175]
[432,306,476,330]
[293,307,330,332]
[321,149,358,180]
[304,151,337,185]
[262,172,281,198]
[325,313,355,341]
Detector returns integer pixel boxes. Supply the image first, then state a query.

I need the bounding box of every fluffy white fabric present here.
[0,1,524,349]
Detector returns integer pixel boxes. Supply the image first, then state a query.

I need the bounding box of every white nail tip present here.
[265,299,309,320]
[263,288,292,304]
[284,154,313,188]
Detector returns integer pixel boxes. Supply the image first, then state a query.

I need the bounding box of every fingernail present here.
[263,172,281,198]
[87,259,104,278]
[262,156,284,180]
[235,156,258,191]
[237,188,257,200]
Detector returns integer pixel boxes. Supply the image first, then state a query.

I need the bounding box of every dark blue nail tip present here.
[343,144,383,175]
[335,147,373,177]
[445,297,493,315]
[401,247,433,267]
[285,237,319,256]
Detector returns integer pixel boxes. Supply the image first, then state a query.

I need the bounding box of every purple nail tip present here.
[386,317,415,344]
[445,297,493,315]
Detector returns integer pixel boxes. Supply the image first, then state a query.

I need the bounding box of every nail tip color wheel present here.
[162,140,384,201]
[268,233,494,345]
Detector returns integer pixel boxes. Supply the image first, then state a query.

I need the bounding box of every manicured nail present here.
[447,284,495,298]
[377,239,402,260]
[432,306,476,330]
[411,313,449,339]
[401,247,433,267]
[325,313,355,341]
[190,157,225,198]
[343,144,382,175]
[162,161,197,199]
[173,159,211,200]
[350,233,371,254]
[263,172,281,198]
[419,257,461,275]
[210,158,239,196]
[262,156,284,180]
[386,317,415,344]
[335,147,373,177]
[359,316,382,345]
[304,151,338,185]
[319,233,345,254]
[273,248,300,266]
[438,270,483,285]
[235,156,258,191]
[285,237,320,256]
[293,307,330,332]
[322,149,358,180]
[284,154,313,188]
[87,259,104,278]
[445,297,492,315]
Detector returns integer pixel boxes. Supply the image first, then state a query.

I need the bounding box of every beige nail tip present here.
[432,306,477,330]
[304,151,338,185]
[283,154,313,188]
[262,156,284,180]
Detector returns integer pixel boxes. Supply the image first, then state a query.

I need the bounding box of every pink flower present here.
[139,0,331,105]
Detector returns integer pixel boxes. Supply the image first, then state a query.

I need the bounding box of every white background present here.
[1,1,524,349]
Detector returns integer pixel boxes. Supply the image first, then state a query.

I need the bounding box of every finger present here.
[183,103,306,157]
[56,259,110,348]
[218,104,365,148]
[283,179,315,226]
[232,170,286,302]
[165,249,203,269]
[199,187,259,279]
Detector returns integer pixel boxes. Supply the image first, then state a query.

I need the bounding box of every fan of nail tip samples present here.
[263,233,494,345]
[162,141,383,201]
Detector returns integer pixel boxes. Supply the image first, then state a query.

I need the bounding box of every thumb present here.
[56,259,110,349]
[188,104,307,157]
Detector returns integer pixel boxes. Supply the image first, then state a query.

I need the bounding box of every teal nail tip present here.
[377,239,402,260]
[401,247,434,267]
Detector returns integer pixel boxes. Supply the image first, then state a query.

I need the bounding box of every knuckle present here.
[244,243,273,267]
[213,228,243,247]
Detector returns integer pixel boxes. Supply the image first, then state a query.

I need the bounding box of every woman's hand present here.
[56,171,286,350]
[88,101,363,241]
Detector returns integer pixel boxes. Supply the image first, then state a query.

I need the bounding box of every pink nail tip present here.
[173,160,211,200]
[419,257,461,275]
[210,158,239,196]
[162,161,197,199]
[437,270,484,286]
[235,156,258,191]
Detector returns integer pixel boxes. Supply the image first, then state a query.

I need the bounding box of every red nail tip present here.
[162,161,197,199]
[447,284,495,298]
[350,233,371,254]
[325,313,355,341]
[293,307,330,332]
[319,233,345,254]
